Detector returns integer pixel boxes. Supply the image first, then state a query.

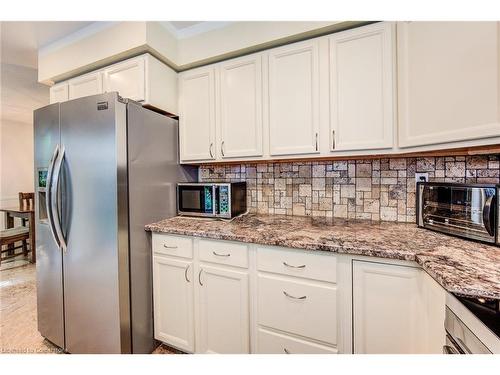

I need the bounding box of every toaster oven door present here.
[419,184,497,243]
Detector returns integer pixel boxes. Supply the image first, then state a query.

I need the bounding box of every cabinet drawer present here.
[257,274,337,344]
[199,239,248,268]
[256,328,337,354]
[257,246,336,283]
[152,234,193,259]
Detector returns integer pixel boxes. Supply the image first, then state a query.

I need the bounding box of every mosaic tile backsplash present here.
[199,155,500,223]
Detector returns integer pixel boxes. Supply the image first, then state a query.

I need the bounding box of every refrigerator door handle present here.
[51,145,67,252]
[46,145,61,247]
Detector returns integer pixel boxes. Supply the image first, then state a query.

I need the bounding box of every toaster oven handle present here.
[482,195,496,237]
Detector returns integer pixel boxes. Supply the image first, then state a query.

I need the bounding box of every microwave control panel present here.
[219,185,229,214]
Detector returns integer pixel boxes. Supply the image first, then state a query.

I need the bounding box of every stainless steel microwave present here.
[177,182,247,219]
[417,182,499,245]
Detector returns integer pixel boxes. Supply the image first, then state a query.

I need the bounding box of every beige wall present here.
[0,61,49,227]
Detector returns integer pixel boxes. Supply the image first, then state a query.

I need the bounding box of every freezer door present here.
[34,103,65,349]
[59,93,130,353]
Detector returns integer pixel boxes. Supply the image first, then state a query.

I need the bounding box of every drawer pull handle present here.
[283,291,307,300]
[213,251,230,257]
[283,262,305,269]
[163,244,178,249]
[184,264,191,283]
[283,348,291,354]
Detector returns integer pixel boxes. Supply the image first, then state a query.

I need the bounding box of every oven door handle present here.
[482,195,496,237]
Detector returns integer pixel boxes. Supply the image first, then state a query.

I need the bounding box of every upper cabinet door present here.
[68,72,103,100]
[268,39,321,156]
[398,22,500,148]
[329,22,395,151]
[218,54,263,158]
[103,56,145,102]
[179,67,216,162]
[50,82,69,104]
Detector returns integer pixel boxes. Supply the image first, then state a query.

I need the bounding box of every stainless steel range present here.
[445,293,500,354]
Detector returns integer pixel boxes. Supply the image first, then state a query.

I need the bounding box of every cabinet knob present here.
[221,141,225,157]
[315,133,318,151]
[332,130,336,150]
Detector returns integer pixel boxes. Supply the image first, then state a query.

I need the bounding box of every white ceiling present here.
[169,21,203,30]
[160,21,233,39]
[1,21,94,68]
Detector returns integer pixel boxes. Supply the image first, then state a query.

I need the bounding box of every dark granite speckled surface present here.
[146,214,500,299]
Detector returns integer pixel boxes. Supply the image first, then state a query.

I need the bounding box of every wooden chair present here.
[19,192,34,226]
[0,192,34,265]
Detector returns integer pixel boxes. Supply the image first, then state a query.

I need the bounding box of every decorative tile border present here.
[199,155,500,222]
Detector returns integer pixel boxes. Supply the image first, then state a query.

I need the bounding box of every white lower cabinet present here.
[257,274,337,345]
[256,328,337,354]
[352,259,446,354]
[196,264,250,353]
[152,234,447,354]
[152,255,195,352]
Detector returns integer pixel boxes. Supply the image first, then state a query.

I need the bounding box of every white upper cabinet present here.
[49,82,69,103]
[49,54,177,114]
[218,54,263,158]
[398,21,500,148]
[68,72,103,100]
[103,56,145,102]
[268,39,321,156]
[179,66,216,162]
[329,22,395,151]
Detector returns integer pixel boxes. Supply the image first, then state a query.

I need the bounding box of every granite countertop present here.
[145,213,500,300]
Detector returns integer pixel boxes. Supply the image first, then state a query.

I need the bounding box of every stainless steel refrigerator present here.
[33,92,196,354]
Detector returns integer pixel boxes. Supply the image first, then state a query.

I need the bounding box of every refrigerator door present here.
[59,93,130,353]
[127,102,197,353]
[34,103,65,349]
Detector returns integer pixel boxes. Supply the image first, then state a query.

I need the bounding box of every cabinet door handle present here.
[213,251,230,257]
[283,348,291,354]
[221,141,225,157]
[283,291,307,300]
[209,143,214,158]
[184,264,191,283]
[198,269,203,286]
[332,130,336,150]
[163,244,178,249]
[283,261,305,269]
[315,133,318,151]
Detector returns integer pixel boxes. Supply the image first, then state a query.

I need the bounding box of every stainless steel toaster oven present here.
[416,182,499,245]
